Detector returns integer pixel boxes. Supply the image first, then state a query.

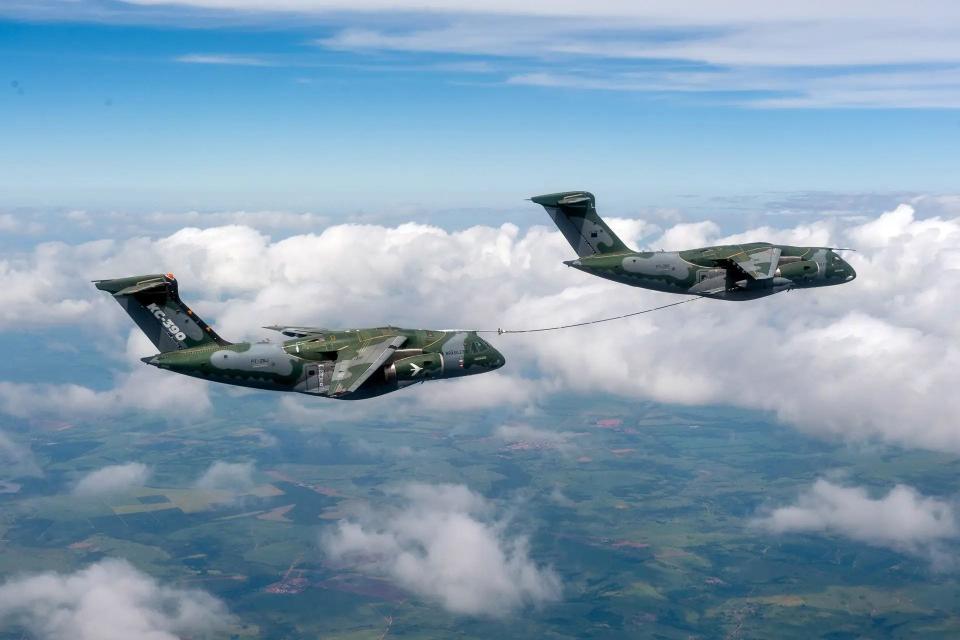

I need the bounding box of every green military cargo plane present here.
[95,274,504,400]
[533,191,857,301]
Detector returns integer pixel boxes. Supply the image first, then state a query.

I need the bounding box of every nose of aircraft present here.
[843,259,857,282]
[836,252,857,282]
[481,338,506,370]
[825,250,856,283]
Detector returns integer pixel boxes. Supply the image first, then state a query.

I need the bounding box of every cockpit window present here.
[471,341,485,354]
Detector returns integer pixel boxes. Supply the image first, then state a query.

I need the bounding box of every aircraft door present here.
[301,362,329,394]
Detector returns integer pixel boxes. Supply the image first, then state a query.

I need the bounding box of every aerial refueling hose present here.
[475,296,703,335]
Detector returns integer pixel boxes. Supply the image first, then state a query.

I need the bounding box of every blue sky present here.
[2,1,959,216]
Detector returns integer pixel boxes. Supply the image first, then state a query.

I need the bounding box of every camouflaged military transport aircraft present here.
[95,274,504,400]
[533,191,856,301]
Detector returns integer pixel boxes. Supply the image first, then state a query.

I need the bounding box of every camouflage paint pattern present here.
[95,275,504,400]
[532,191,856,301]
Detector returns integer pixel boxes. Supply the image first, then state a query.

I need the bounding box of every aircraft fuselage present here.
[564,242,856,301]
[144,327,504,399]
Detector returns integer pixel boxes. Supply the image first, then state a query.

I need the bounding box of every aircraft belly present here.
[189,369,295,391]
[707,289,779,301]
[603,270,689,293]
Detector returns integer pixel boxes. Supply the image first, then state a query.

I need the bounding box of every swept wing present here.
[330,335,407,396]
[263,325,328,338]
[720,246,782,280]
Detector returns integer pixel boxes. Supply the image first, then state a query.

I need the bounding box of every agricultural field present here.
[2,380,958,639]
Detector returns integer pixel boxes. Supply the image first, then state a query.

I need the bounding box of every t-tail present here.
[531,191,631,257]
[94,273,230,353]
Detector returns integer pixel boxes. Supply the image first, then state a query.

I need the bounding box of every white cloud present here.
[0,431,41,478]
[175,54,270,66]
[143,210,329,231]
[307,4,960,72]
[73,462,151,496]
[8,2,960,107]
[0,328,212,423]
[322,482,561,616]
[0,241,99,327]
[0,213,44,234]
[0,367,212,422]
[356,21,960,108]
[0,558,233,640]
[653,220,721,251]
[755,479,958,562]
[272,372,547,431]
[507,67,960,109]
[1,200,959,454]
[194,460,255,492]
[548,485,576,507]
[115,0,958,37]
[414,373,545,412]
[306,4,960,107]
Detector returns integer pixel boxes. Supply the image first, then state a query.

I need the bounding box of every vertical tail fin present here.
[94,274,230,352]
[531,191,631,257]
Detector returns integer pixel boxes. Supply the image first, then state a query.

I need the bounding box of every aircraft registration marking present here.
[146,303,187,342]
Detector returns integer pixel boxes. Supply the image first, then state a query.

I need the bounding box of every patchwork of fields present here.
[2,390,958,638]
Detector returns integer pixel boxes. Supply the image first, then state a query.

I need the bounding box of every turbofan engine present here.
[383,353,445,388]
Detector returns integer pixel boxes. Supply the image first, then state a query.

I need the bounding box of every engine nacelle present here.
[384,353,444,387]
[776,260,819,280]
[735,276,795,292]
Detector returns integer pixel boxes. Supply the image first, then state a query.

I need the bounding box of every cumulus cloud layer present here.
[0,201,957,452]
[0,558,232,640]
[0,329,212,423]
[322,483,561,616]
[73,462,151,496]
[194,460,256,492]
[755,479,959,560]
[0,370,212,422]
